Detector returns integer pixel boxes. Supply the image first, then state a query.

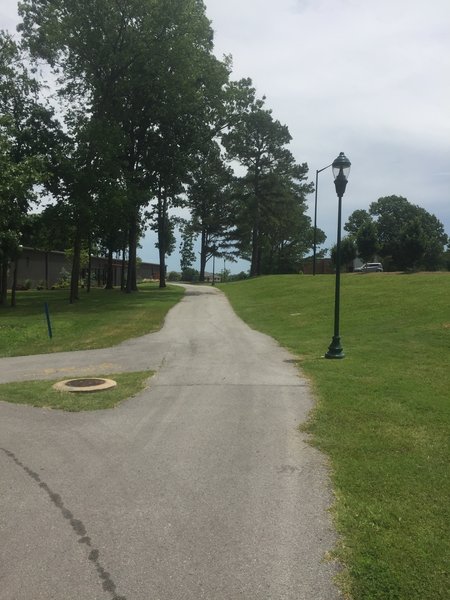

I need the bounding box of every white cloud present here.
[205,0,450,255]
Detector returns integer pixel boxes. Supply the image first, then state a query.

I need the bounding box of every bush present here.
[181,267,199,282]
[51,268,70,289]
[229,271,249,281]
[167,271,181,281]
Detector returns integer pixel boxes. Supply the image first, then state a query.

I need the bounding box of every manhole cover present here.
[65,378,107,388]
[53,378,117,393]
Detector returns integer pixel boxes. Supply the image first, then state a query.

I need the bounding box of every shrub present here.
[167,271,181,281]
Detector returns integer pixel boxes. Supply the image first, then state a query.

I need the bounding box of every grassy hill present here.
[220,273,450,600]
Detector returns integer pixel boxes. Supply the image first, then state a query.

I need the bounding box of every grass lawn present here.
[219,273,450,600]
[0,282,184,357]
[0,371,152,411]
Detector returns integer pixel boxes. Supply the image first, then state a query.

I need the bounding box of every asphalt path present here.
[0,285,340,599]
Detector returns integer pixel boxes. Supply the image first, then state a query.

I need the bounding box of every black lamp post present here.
[313,163,332,276]
[325,151,351,359]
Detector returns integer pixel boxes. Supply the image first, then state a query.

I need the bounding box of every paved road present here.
[0,285,340,600]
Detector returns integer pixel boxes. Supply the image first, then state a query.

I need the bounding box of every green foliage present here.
[222,95,315,275]
[345,196,448,271]
[181,267,199,282]
[184,141,234,279]
[371,196,447,270]
[167,271,181,281]
[228,271,249,281]
[64,246,89,269]
[179,225,196,273]
[344,208,371,237]
[397,217,427,270]
[18,0,231,294]
[51,267,70,289]
[443,248,450,271]
[152,214,177,257]
[355,219,380,262]
[330,236,357,270]
[7,2,324,295]
[220,273,450,600]
[0,31,57,302]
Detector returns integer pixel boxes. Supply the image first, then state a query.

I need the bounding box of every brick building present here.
[8,247,160,289]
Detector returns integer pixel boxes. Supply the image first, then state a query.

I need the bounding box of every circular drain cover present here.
[53,378,117,393]
[65,378,106,388]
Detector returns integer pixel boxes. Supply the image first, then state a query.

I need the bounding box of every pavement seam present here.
[1,448,127,600]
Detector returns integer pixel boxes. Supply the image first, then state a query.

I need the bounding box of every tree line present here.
[331,195,449,271]
[2,1,448,309]
[0,0,321,306]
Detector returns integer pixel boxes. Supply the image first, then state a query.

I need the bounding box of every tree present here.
[331,237,357,271]
[181,267,199,282]
[19,0,230,293]
[179,223,196,273]
[369,196,415,261]
[0,32,54,304]
[40,120,102,303]
[21,208,73,289]
[396,218,426,270]
[344,208,371,237]
[256,171,320,274]
[185,141,234,280]
[355,221,380,263]
[345,196,448,271]
[223,96,313,275]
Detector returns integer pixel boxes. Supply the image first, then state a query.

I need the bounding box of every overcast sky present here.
[2,0,449,272]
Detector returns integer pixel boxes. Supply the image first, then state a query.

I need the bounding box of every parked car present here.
[354,262,383,273]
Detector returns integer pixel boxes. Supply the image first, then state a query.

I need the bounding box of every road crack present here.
[1,448,126,600]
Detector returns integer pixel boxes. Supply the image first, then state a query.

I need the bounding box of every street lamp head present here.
[332,152,351,179]
[332,152,351,197]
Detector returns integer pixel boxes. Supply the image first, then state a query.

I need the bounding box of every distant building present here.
[7,247,160,289]
[301,257,334,274]
[203,271,222,283]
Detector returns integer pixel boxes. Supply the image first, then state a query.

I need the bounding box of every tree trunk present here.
[10,261,18,307]
[250,225,259,276]
[86,237,92,293]
[158,189,167,289]
[121,246,126,291]
[250,166,261,277]
[1,260,8,305]
[256,244,262,276]
[126,217,138,293]
[199,228,207,281]
[45,252,49,289]
[69,227,82,304]
[105,247,114,289]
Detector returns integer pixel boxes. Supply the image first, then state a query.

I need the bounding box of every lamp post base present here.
[325,336,345,359]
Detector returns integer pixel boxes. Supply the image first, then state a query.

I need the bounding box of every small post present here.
[44,302,53,339]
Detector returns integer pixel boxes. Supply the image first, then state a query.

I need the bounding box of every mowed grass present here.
[0,283,184,357]
[0,371,152,411]
[219,273,450,600]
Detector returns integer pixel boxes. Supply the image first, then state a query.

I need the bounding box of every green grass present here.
[0,370,152,411]
[0,283,184,357]
[219,273,450,600]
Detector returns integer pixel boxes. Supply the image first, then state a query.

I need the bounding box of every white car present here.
[354,262,383,273]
